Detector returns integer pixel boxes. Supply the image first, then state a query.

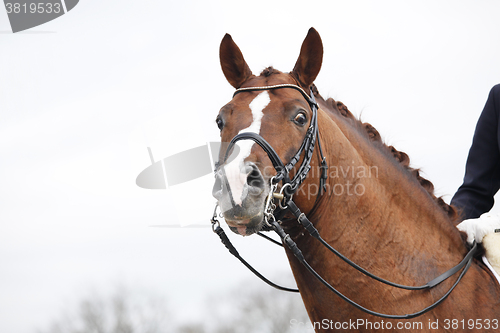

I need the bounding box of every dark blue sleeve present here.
[451,84,500,220]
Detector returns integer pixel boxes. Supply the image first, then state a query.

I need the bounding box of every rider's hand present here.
[457,212,500,245]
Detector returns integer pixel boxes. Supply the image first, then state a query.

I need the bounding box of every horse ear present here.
[219,34,253,89]
[292,28,323,88]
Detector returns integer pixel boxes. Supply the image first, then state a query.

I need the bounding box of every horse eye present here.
[293,112,307,126]
[216,117,224,130]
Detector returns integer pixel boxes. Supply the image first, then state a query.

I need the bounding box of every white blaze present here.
[224,91,270,206]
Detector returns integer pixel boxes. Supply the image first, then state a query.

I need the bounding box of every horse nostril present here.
[246,164,264,190]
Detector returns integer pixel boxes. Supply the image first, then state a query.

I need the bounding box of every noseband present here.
[211,84,478,319]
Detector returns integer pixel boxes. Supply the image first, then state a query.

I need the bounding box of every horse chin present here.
[226,214,264,236]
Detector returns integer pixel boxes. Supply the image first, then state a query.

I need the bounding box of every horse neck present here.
[291,108,467,281]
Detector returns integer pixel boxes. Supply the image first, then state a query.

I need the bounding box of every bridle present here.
[211,84,478,319]
[220,84,328,228]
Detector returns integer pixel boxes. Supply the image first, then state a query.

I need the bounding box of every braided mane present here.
[311,83,459,224]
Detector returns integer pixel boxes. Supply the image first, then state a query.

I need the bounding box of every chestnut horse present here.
[212,28,500,332]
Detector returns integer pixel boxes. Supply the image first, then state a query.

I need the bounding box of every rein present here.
[211,84,478,319]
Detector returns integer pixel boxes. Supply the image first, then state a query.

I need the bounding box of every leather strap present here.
[222,84,327,199]
[270,219,477,319]
[286,200,478,290]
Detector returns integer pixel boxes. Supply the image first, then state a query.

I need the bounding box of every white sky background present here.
[1,0,500,332]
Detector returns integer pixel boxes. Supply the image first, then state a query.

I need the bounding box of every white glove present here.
[457,212,500,245]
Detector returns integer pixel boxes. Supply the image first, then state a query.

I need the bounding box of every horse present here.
[211,28,500,332]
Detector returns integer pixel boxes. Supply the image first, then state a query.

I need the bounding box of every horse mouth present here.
[212,160,270,236]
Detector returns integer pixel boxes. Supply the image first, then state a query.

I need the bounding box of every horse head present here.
[212,28,323,236]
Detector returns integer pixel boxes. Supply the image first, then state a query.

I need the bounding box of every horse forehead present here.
[241,94,290,131]
[225,91,272,131]
[234,89,299,112]
[230,91,276,117]
[248,91,271,123]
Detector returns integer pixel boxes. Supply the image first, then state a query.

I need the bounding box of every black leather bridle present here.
[223,83,328,200]
[211,84,478,319]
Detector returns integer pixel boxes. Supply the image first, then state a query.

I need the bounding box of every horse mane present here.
[309,83,460,224]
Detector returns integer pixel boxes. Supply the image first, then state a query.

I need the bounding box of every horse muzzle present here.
[212,161,269,235]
